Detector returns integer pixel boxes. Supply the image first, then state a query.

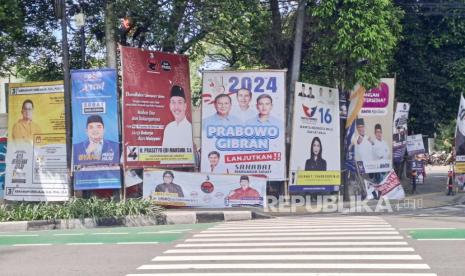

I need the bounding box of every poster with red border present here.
[121,46,195,168]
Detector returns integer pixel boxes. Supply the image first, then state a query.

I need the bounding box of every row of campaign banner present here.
[3,46,408,202]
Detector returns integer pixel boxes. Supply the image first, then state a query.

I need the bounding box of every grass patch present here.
[0,197,164,222]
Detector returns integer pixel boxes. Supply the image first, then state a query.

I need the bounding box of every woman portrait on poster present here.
[305,136,327,171]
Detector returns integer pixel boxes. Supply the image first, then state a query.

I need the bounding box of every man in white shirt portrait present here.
[162,85,193,149]
[353,118,374,162]
[207,150,229,174]
[372,123,390,160]
[232,88,256,122]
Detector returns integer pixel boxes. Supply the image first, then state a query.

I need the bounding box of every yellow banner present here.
[8,81,65,143]
[296,171,341,185]
[139,153,194,162]
[456,162,465,173]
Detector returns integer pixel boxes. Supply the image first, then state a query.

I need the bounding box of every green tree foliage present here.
[393,0,465,136]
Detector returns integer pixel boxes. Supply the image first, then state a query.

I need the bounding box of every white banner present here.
[406,134,425,156]
[143,170,266,208]
[289,82,340,192]
[365,170,405,200]
[200,70,286,180]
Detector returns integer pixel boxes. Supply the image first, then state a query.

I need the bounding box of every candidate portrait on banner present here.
[12,99,42,142]
[73,115,119,165]
[162,85,193,149]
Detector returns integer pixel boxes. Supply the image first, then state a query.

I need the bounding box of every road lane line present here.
[67,243,104,245]
[54,233,85,236]
[0,234,39,237]
[117,242,160,245]
[91,232,129,235]
[12,243,52,247]
[152,254,422,261]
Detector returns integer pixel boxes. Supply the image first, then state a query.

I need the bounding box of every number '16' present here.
[318,108,332,124]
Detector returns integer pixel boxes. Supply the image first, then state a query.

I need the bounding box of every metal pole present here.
[60,0,73,186]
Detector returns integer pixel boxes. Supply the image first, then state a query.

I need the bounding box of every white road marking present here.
[202,228,396,233]
[185,236,404,242]
[399,228,456,230]
[175,241,409,247]
[91,232,129,235]
[153,254,422,261]
[54,233,85,236]
[0,234,39,237]
[129,273,436,276]
[210,225,393,230]
[117,242,160,245]
[138,263,431,270]
[66,242,104,245]
[165,247,415,253]
[12,243,52,247]
[193,231,399,237]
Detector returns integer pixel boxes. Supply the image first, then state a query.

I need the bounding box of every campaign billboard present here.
[392,102,410,162]
[143,169,266,208]
[345,79,395,174]
[289,82,340,192]
[455,94,465,172]
[200,70,287,180]
[5,82,69,201]
[406,134,425,156]
[71,69,120,167]
[121,46,194,168]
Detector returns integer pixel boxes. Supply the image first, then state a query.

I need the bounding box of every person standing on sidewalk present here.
[447,170,454,196]
[411,169,417,194]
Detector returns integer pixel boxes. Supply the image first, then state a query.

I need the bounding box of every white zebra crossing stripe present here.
[130,273,436,276]
[175,241,409,247]
[153,254,422,261]
[185,236,404,242]
[210,225,393,230]
[193,231,399,237]
[202,228,396,233]
[138,263,431,270]
[165,247,415,253]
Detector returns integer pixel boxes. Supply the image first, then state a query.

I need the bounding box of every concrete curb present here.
[0,210,270,232]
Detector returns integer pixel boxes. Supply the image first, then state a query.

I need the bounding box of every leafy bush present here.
[0,197,164,222]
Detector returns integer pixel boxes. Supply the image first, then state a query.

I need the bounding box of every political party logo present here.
[201,177,215,193]
[161,60,171,71]
[302,104,317,118]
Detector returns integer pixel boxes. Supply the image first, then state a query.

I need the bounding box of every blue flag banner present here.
[71,69,120,167]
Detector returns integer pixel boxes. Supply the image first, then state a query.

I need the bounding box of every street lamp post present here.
[54,0,73,186]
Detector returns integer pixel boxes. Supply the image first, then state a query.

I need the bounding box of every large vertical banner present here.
[345,79,395,174]
[200,70,286,180]
[121,46,194,168]
[71,69,121,190]
[289,82,340,192]
[455,94,465,173]
[5,82,69,201]
[392,102,410,162]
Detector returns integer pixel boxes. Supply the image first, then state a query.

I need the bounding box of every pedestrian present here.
[411,169,417,194]
[447,170,454,196]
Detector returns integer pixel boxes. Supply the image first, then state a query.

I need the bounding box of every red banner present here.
[121,46,194,168]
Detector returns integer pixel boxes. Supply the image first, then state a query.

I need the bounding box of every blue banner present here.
[0,137,6,199]
[71,69,120,166]
[74,168,121,190]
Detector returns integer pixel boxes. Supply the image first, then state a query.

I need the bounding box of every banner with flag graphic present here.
[289,82,341,192]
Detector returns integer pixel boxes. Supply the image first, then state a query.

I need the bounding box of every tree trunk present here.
[105,0,117,69]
